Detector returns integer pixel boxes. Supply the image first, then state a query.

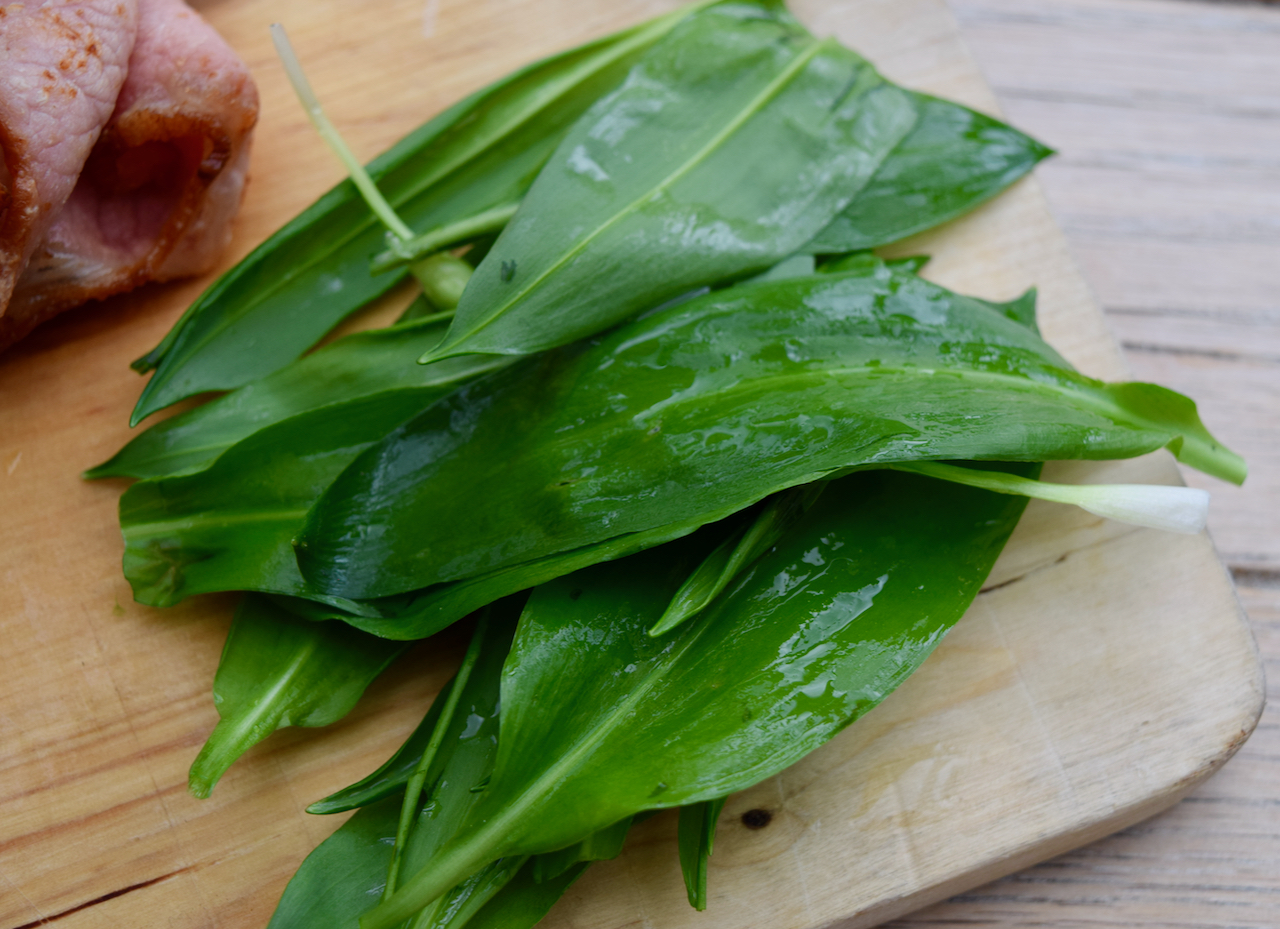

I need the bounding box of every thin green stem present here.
[373,203,521,274]
[888,461,1209,534]
[271,24,415,242]
[384,610,491,900]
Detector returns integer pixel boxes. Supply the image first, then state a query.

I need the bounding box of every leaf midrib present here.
[440,36,828,354]
[442,605,719,868]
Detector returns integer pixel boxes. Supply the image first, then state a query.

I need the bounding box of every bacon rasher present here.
[0,0,258,352]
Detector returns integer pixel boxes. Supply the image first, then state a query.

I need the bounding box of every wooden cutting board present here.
[0,1,1263,927]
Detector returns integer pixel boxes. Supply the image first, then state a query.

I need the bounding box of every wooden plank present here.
[0,1,1263,928]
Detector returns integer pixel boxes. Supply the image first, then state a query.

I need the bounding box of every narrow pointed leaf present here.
[425,7,917,360]
[130,3,715,422]
[188,595,406,798]
[92,318,503,481]
[363,465,1035,926]
[652,484,824,636]
[678,797,727,910]
[805,92,1054,252]
[299,257,1242,601]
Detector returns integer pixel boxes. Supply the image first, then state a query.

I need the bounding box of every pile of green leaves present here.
[92,3,1243,928]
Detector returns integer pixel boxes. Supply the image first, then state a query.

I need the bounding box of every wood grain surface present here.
[0,1,1269,928]
[894,1,1280,926]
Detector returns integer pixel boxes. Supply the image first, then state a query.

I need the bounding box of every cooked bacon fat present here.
[0,0,258,352]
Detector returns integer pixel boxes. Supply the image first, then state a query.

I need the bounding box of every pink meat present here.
[0,0,139,317]
[1,0,258,352]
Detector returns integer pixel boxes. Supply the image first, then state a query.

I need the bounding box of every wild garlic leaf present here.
[298,257,1241,601]
[307,669,458,815]
[279,515,725,641]
[90,317,505,481]
[652,483,824,636]
[805,92,1053,252]
[678,797,727,910]
[120,389,438,609]
[266,793,402,929]
[129,1,717,423]
[188,595,406,798]
[531,816,634,883]
[424,4,916,360]
[363,465,1035,926]
[271,604,615,929]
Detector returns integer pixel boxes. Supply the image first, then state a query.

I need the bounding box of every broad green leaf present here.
[805,92,1053,252]
[188,595,406,798]
[298,256,1242,601]
[363,465,1036,925]
[678,797,727,910]
[91,318,504,481]
[121,389,439,608]
[269,605,609,929]
[129,2,718,423]
[424,7,917,360]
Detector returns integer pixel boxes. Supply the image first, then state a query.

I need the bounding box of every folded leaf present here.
[92,317,504,481]
[129,1,718,423]
[363,465,1036,926]
[299,257,1241,601]
[806,93,1053,252]
[424,6,916,360]
[188,595,406,798]
[531,816,633,883]
[307,671,456,814]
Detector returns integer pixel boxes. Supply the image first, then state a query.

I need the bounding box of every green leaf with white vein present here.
[188,595,406,798]
[361,465,1035,927]
[424,4,916,360]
